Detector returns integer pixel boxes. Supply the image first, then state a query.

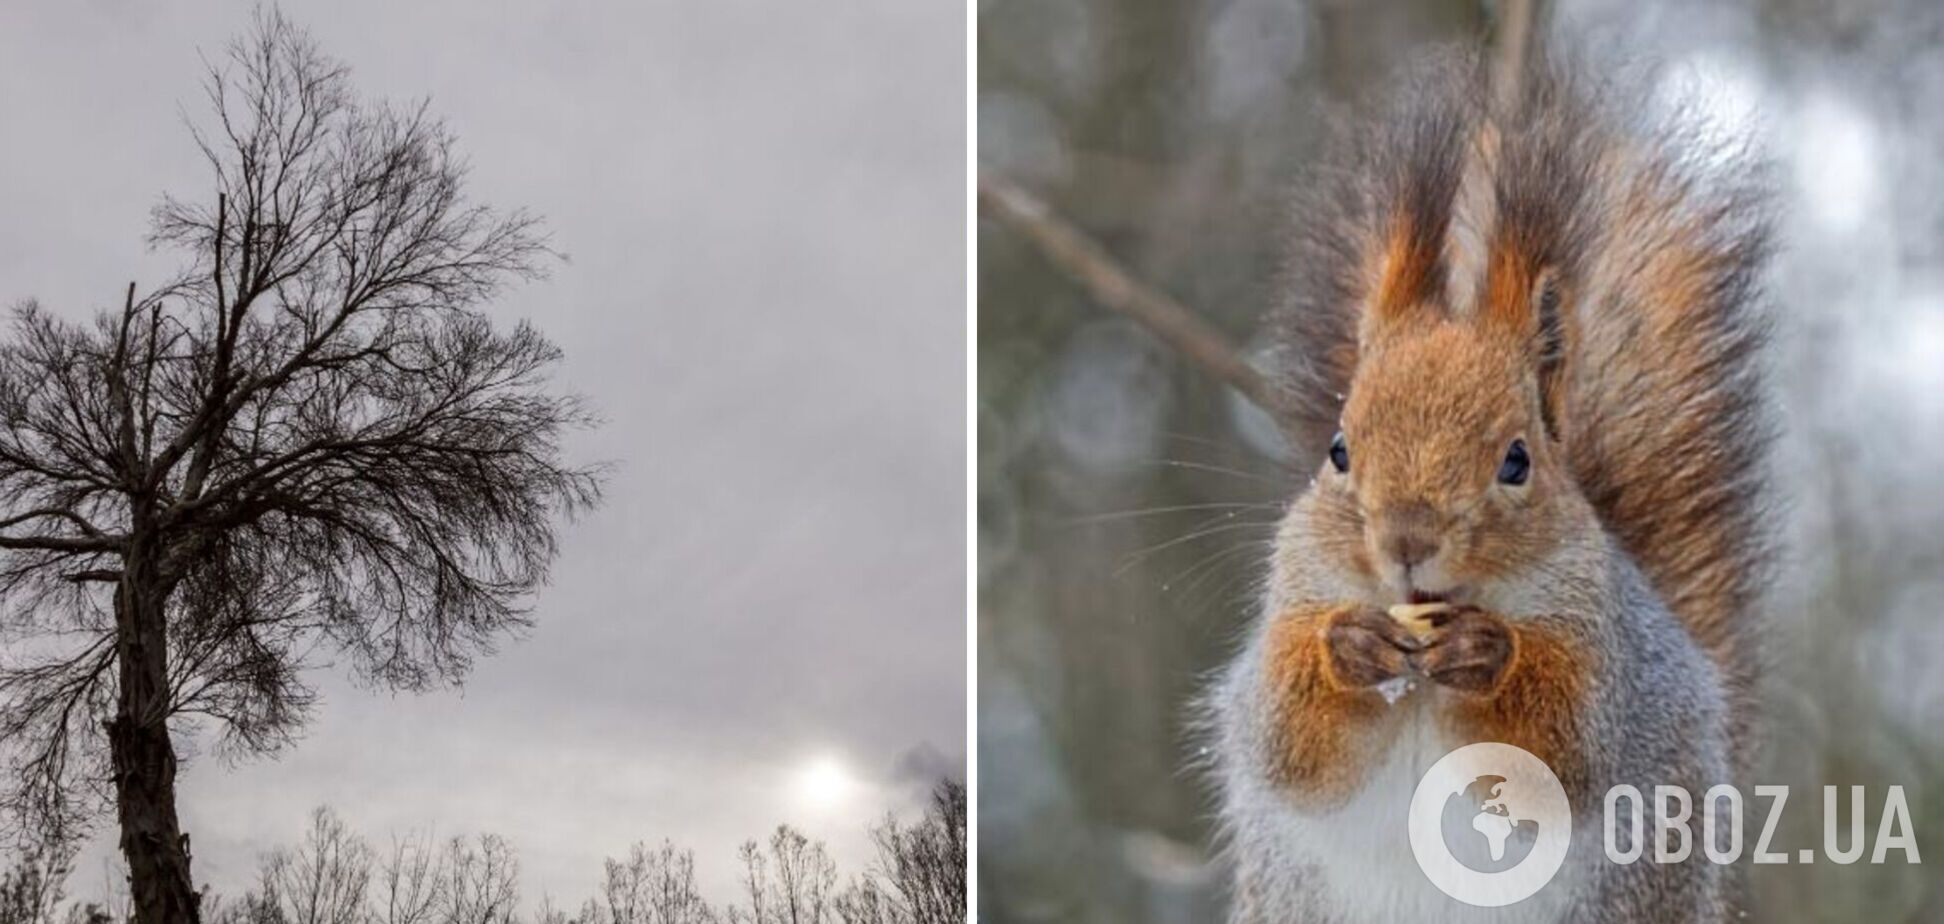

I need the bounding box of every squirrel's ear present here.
[1359,217,1447,346]
[1482,257,1569,438]
[1360,110,1465,346]
[1528,268,1569,438]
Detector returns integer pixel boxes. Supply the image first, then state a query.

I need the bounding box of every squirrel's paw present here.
[1408,607,1513,693]
[1324,605,1419,689]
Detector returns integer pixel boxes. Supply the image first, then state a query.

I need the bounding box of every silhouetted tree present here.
[373,833,443,924]
[865,782,963,924]
[12,793,970,924]
[0,835,75,924]
[596,842,714,924]
[438,837,517,924]
[827,881,890,924]
[728,829,834,924]
[728,844,766,924]
[260,809,372,924]
[528,898,572,924]
[205,889,281,924]
[0,10,599,924]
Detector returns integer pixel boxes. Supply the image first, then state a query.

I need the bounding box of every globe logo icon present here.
[1441,774,1541,872]
[1409,743,1572,906]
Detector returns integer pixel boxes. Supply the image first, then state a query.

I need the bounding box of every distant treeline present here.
[1,782,965,924]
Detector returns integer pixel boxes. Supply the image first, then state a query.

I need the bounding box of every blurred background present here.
[976,0,1944,921]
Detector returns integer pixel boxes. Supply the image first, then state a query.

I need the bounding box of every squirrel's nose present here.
[1375,503,1441,569]
[1385,530,1440,569]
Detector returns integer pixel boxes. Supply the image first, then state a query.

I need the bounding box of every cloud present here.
[891,741,965,790]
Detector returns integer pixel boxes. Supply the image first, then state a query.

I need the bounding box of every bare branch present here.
[977,171,1274,410]
[0,508,107,538]
[61,569,121,584]
[1491,0,1541,112]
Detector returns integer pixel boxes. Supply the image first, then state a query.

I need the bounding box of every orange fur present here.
[1261,602,1601,806]
[1442,615,1598,801]
[1260,605,1393,807]
[1372,217,1442,325]
[1480,230,1540,332]
[1333,321,1571,596]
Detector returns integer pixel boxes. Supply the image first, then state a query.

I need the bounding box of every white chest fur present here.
[1275,702,1581,924]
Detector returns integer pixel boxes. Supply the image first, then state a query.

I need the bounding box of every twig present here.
[977,171,1274,411]
[1492,0,1539,110]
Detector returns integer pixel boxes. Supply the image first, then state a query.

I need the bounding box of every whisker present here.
[1157,430,1272,454]
[1205,566,1274,612]
[1114,520,1280,577]
[1168,538,1271,596]
[1064,501,1283,526]
[1142,459,1289,487]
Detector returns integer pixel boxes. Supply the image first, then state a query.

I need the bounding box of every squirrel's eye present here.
[1328,431,1350,473]
[1498,439,1531,486]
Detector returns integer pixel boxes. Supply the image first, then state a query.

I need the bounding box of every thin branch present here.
[977,171,1274,410]
[0,533,120,553]
[0,508,106,537]
[1492,0,1540,111]
[63,569,122,584]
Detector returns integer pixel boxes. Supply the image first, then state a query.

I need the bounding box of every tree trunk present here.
[108,540,200,924]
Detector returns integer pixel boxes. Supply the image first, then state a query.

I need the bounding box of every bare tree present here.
[865,783,963,924]
[58,907,117,924]
[598,842,713,924]
[260,809,372,924]
[374,832,444,924]
[774,829,836,924]
[643,847,715,924]
[9,799,967,924]
[204,889,281,924]
[729,844,767,924]
[822,780,966,924]
[528,897,574,924]
[0,834,76,924]
[597,849,644,924]
[439,836,517,924]
[0,9,599,924]
[827,881,891,924]
[728,829,834,924]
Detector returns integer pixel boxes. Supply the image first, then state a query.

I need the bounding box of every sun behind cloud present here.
[793,754,858,813]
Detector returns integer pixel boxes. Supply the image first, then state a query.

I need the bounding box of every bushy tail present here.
[1269,48,1777,707]
[1558,73,1777,711]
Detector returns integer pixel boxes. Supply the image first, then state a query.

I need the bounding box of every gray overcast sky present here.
[0,0,964,907]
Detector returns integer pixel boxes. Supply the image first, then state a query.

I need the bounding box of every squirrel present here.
[1207,46,1775,924]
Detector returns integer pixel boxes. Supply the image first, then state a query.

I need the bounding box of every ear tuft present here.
[1365,217,1446,334]
[1359,99,1468,347]
[1532,267,1568,437]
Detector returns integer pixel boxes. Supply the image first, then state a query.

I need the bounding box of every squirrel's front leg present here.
[1260,603,1416,806]
[1413,608,1598,798]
